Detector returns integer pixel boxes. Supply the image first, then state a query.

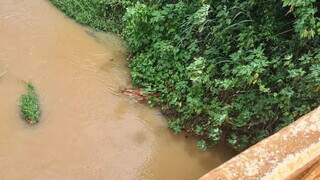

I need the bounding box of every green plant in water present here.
[19,83,41,124]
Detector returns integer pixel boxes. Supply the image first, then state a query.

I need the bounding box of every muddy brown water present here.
[0,0,234,179]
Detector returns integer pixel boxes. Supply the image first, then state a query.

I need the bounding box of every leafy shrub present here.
[19,83,41,124]
[50,0,320,151]
[49,0,131,33]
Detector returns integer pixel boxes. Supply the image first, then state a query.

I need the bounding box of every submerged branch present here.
[0,71,7,79]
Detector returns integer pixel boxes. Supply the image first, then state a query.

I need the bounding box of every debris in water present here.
[120,88,147,102]
[119,88,161,103]
[0,71,7,79]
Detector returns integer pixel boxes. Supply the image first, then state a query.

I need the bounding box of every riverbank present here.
[0,0,234,179]
[49,0,320,151]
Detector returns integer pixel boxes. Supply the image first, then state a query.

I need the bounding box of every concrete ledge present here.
[200,106,320,180]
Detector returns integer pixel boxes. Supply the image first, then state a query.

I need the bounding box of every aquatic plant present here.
[50,0,320,151]
[19,83,41,124]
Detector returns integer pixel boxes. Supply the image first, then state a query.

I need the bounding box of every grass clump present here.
[19,83,41,125]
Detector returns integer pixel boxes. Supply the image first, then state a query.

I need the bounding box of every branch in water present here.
[0,71,7,78]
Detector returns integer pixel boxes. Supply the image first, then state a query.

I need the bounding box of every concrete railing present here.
[200,106,320,180]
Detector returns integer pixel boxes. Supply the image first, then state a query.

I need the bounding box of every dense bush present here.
[50,0,320,151]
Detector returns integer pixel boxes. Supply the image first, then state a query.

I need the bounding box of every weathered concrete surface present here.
[200,106,320,180]
[299,160,320,179]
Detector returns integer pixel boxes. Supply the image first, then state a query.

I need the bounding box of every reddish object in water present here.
[120,88,147,102]
[120,88,160,102]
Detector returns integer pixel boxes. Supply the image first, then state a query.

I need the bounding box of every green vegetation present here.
[49,0,126,33]
[19,83,41,124]
[50,0,320,151]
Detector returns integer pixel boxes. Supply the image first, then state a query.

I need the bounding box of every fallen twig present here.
[120,88,160,103]
[120,88,146,102]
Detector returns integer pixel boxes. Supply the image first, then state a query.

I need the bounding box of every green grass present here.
[19,83,41,124]
[49,0,122,33]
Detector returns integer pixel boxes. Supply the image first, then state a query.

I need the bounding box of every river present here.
[0,0,234,179]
